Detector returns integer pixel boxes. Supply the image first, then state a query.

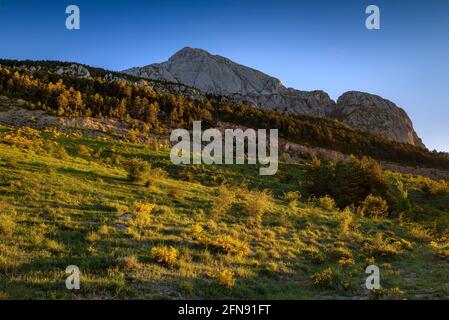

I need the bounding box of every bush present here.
[359,195,389,219]
[283,191,301,210]
[317,195,336,210]
[205,235,250,256]
[329,245,353,260]
[312,268,334,287]
[125,158,150,182]
[131,201,155,229]
[0,215,16,236]
[362,233,400,257]
[244,190,273,228]
[86,232,100,243]
[337,257,355,267]
[54,145,69,160]
[187,224,204,240]
[306,157,389,209]
[369,287,405,300]
[211,185,235,216]
[302,247,325,264]
[117,255,141,270]
[217,269,236,289]
[244,190,273,217]
[151,246,178,267]
[430,241,449,259]
[339,208,354,238]
[386,179,412,217]
[76,145,93,157]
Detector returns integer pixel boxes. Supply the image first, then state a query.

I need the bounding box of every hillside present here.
[0,62,449,172]
[0,125,448,299]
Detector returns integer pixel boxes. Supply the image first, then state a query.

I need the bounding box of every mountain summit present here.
[123,47,425,148]
[123,47,336,117]
[124,47,285,95]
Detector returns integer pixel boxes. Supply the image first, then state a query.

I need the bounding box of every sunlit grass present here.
[0,125,448,300]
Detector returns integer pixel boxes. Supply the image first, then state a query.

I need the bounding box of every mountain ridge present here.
[123,47,425,148]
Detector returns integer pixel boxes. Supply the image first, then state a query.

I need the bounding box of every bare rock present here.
[333,91,425,148]
[122,47,335,116]
[56,64,91,78]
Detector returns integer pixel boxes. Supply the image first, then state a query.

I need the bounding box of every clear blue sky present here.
[0,0,448,151]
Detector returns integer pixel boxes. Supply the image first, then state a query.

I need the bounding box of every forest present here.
[1,60,449,171]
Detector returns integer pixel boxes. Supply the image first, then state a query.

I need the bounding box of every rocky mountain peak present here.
[169,47,212,61]
[122,48,425,148]
[334,91,425,148]
[123,47,286,96]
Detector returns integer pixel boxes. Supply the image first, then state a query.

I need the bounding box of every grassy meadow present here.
[0,126,448,300]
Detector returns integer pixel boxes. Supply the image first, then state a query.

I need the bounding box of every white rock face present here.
[123,47,425,147]
[124,47,283,95]
[56,64,91,78]
[123,47,335,116]
[334,92,425,148]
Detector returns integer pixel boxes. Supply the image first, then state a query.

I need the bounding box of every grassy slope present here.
[0,126,448,300]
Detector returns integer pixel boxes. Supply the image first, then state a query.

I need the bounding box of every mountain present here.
[123,47,335,117]
[334,92,425,148]
[123,47,425,148]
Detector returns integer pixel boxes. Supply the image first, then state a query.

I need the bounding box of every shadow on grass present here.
[57,167,125,184]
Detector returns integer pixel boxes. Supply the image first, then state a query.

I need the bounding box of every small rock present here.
[115,224,128,231]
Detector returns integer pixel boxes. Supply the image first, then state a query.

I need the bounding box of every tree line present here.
[1,62,449,171]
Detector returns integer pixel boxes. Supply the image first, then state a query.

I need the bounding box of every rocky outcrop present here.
[333,92,425,148]
[123,47,425,147]
[123,47,335,117]
[124,47,284,95]
[56,64,91,78]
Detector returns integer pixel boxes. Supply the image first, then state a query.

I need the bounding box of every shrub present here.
[151,246,178,267]
[86,232,100,243]
[187,224,204,240]
[0,215,16,236]
[1,127,42,149]
[211,185,235,216]
[117,255,141,270]
[312,268,334,287]
[302,247,325,264]
[125,158,150,182]
[131,201,155,229]
[430,241,449,259]
[76,145,93,157]
[362,233,400,257]
[54,145,69,160]
[218,269,236,289]
[283,191,301,210]
[148,167,168,180]
[169,186,184,201]
[359,195,389,219]
[152,205,173,215]
[283,191,301,202]
[264,261,279,273]
[338,257,355,267]
[369,287,405,300]
[386,179,412,217]
[45,239,65,253]
[98,225,110,236]
[317,195,336,210]
[339,208,354,238]
[206,235,250,256]
[306,157,388,209]
[244,190,273,217]
[420,178,448,197]
[329,245,353,260]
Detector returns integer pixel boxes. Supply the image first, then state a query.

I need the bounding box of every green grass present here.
[0,126,448,300]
